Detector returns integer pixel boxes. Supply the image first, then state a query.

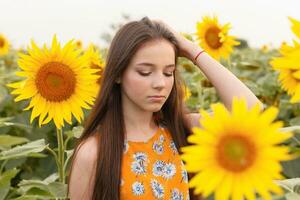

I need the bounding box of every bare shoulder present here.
[75,134,99,163]
[68,134,99,200]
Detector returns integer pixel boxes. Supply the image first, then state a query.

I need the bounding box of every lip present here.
[148,96,166,102]
[148,95,166,98]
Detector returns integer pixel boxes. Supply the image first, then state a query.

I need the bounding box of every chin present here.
[145,105,163,112]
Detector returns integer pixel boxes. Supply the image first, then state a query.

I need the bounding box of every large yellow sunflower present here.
[181,97,293,200]
[0,34,10,56]
[270,17,300,103]
[7,35,100,129]
[195,15,240,61]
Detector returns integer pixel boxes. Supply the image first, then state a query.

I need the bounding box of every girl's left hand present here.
[152,19,203,62]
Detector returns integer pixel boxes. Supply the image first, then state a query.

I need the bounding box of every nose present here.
[152,73,166,90]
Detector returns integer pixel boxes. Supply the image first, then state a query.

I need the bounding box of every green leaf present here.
[13,187,53,200]
[290,147,300,156]
[281,126,300,133]
[275,178,300,195]
[72,126,84,139]
[0,135,29,151]
[238,61,260,70]
[0,139,48,160]
[17,178,67,199]
[43,173,58,184]
[0,168,19,200]
[65,149,74,166]
[47,182,67,198]
[0,117,14,128]
[290,117,300,127]
[17,179,51,195]
[285,192,300,200]
[0,117,31,129]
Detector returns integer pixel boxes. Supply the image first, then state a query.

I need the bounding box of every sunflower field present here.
[0,15,300,200]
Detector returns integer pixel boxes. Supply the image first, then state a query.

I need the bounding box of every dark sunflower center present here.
[91,63,103,84]
[35,62,76,102]
[76,41,82,48]
[217,134,256,172]
[0,38,5,48]
[291,69,300,81]
[205,27,222,49]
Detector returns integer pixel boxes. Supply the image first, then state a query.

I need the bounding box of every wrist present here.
[194,49,205,64]
[182,41,203,62]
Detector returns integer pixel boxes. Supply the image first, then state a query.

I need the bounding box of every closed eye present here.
[138,72,151,76]
[164,72,174,77]
[138,71,174,77]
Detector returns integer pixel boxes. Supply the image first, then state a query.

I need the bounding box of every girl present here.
[68,17,262,200]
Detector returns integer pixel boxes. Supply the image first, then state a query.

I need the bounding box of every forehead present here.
[129,39,176,67]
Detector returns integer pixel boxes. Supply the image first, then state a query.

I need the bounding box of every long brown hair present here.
[68,16,201,200]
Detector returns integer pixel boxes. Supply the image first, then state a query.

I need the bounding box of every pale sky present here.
[0,0,300,49]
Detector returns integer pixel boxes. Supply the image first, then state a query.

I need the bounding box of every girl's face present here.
[120,39,176,113]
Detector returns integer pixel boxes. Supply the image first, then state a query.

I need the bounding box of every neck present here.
[122,97,158,136]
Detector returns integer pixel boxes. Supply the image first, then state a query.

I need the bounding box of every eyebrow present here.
[136,62,175,68]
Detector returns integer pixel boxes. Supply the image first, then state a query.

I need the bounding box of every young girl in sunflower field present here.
[67,16,263,200]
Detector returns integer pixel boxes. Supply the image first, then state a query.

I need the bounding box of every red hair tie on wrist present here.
[194,50,205,63]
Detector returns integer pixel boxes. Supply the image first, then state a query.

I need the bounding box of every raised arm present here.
[181,42,263,111]
[154,19,263,111]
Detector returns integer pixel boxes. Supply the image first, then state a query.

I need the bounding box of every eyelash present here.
[138,72,174,77]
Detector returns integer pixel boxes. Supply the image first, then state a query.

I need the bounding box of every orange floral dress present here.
[121,124,190,200]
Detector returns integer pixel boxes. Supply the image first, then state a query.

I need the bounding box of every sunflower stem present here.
[56,128,65,184]
[63,150,74,174]
[45,146,59,172]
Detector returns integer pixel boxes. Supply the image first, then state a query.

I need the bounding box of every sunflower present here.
[83,44,105,85]
[0,34,10,56]
[7,35,100,129]
[261,45,269,53]
[195,15,240,61]
[270,17,300,103]
[180,97,293,200]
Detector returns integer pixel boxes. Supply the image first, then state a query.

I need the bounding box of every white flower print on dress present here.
[132,181,145,196]
[162,163,176,180]
[133,152,148,163]
[180,160,188,183]
[159,134,165,143]
[151,179,164,199]
[131,161,147,175]
[131,152,148,175]
[152,141,164,155]
[152,160,165,177]
[120,179,124,186]
[170,188,184,200]
[181,169,188,183]
[169,140,178,154]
